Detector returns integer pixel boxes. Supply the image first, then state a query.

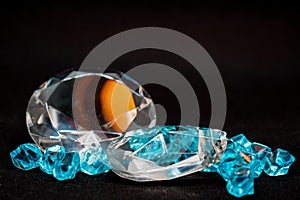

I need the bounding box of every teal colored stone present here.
[228,134,252,151]
[216,134,295,197]
[202,164,218,172]
[226,176,254,197]
[217,149,261,180]
[80,146,110,175]
[263,148,295,176]
[52,152,80,180]
[128,126,202,166]
[218,135,269,181]
[40,145,66,174]
[10,143,42,170]
[249,142,271,160]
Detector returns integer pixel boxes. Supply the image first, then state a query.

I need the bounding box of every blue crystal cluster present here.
[10,143,110,180]
[205,134,295,197]
[10,131,295,198]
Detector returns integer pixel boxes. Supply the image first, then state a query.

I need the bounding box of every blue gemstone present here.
[52,152,80,180]
[201,164,218,172]
[40,145,66,174]
[217,138,265,183]
[10,143,42,170]
[217,149,258,180]
[80,146,110,175]
[226,176,254,197]
[263,148,295,176]
[249,142,271,160]
[228,134,252,151]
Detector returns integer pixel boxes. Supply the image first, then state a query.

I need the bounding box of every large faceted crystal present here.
[26,70,156,153]
[107,126,227,181]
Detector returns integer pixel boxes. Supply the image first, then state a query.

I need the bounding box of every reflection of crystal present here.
[107,126,227,181]
[10,143,42,170]
[26,70,156,153]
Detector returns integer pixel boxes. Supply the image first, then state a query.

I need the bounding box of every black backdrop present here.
[0,2,300,200]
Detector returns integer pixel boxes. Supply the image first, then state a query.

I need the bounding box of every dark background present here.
[0,1,300,199]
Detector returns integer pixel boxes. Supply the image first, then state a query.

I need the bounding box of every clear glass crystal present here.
[107,126,227,181]
[26,70,156,153]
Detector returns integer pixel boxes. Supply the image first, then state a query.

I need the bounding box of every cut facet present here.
[263,148,295,176]
[107,126,227,181]
[80,145,110,175]
[40,145,66,174]
[52,152,81,181]
[10,143,43,170]
[26,70,156,153]
[214,133,296,197]
[226,176,254,198]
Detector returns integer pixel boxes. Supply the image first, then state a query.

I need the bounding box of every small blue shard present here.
[10,143,42,170]
[226,176,254,198]
[263,148,295,176]
[52,152,80,181]
[40,145,66,174]
[80,146,110,175]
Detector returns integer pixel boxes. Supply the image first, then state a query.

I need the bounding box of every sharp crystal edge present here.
[107,126,227,181]
[26,70,156,153]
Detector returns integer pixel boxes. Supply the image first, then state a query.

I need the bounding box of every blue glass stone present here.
[218,149,255,180]
[10,143,42,170]
[217,138,265,181]
[201,164,218,172]
[40,145,66,174]
[228,134,252,151]
[248,156,263,178]
[226,176,254,197]
[80,146,110,175]
[52,152,80,180]
[249,142,271,160]
[263,148,295,176]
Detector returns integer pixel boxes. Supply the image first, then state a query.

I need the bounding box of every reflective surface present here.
[26,70,156,153]
[107,126,227,181]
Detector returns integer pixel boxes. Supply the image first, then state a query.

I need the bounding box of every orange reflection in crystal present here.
[99,80,137,132]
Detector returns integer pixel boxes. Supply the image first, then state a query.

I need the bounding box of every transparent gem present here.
[228,134,252,151]
[226,176,254,198]
[26,70,156,153]
[263,148,295,176]
[10,143,43,170]
[80,145,110,175]
[40,145,66,174]
[52,152,81,181]
[217,148,262,180]
[107,126,227,181]
[213,133,295,197]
